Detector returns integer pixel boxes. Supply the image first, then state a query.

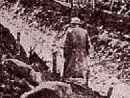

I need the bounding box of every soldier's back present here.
[68,27,88,49]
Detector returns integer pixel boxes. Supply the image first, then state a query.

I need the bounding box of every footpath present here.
[0,6,130,98]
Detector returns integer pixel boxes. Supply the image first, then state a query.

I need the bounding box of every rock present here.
[111,83,130,98]
[88,73,120,96]
[0,60,31,98]
[20,81,73,98]
[3,59,43,85]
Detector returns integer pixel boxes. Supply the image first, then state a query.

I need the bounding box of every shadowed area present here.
[26,89,60,98]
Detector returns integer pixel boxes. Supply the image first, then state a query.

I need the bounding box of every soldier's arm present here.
[63,31,72,57]
[86,32,90,55]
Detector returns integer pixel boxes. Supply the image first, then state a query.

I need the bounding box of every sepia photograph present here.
[0,0,130,98]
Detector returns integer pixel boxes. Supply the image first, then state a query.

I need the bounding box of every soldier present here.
[63,17,90,83]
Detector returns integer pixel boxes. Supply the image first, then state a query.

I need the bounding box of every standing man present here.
[63,17,90,83]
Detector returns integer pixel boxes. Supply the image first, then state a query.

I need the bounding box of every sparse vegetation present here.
[0,0,130,98]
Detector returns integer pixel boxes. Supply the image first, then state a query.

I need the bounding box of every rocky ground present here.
[0,0,130,98]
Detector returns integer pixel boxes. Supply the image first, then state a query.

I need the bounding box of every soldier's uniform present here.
[63,17,90,80]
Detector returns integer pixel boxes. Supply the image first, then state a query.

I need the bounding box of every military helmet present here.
[70,17,81,24]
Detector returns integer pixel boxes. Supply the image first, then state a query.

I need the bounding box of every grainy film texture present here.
[0,0,130,98]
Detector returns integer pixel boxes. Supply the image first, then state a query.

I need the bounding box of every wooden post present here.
[16,32,21,55]
[86,69,90,87]
[53,52,57,74]
[107,87,113,98]
[17,32,20,42]
[0,31,2,42]
[71,0,73,9]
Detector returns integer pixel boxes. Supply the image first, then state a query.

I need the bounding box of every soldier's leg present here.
[82,69,89,87]
[63,57,70,78]
[82,56,89,86]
